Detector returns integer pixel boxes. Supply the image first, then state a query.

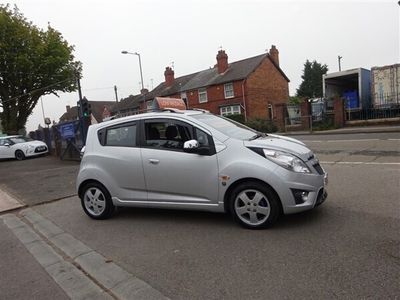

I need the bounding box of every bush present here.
[224,114,278,133]
[245,118,278,133]
[225,114,245,124]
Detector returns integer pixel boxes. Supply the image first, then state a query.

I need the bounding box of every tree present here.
[296,60,328,99]
[0,4,81,134]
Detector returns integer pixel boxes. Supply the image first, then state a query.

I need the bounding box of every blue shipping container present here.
[343,90,359,109]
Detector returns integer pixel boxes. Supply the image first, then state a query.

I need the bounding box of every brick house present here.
[142,45,289,121]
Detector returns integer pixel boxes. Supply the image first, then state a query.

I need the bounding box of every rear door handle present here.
[148,159,160,164]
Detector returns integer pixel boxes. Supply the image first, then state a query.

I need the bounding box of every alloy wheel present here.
[234,189,271,226]
[84,187,106,216]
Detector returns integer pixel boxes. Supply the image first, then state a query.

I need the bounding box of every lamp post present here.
[121,50,145,92]
[121,50,147,110]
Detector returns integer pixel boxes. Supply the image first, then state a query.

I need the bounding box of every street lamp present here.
[121,51,145,92]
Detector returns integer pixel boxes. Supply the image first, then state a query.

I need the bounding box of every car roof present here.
[0,135,20,139]
[96,109,205,128]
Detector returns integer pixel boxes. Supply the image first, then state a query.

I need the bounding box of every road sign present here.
[60,123,75,139]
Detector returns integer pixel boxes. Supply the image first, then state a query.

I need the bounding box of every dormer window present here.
[224,83,234,99]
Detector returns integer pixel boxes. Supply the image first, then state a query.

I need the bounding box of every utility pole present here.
[114,85,120,115]
[338,55,342,72]
[76,71,87,145]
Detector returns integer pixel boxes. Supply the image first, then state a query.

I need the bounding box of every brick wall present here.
[186,81,244,115]
[246,58,289,119]
[333,97,345,127]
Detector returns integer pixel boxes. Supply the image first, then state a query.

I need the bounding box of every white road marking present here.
[320,161,400,165]
[326,139,380,142]
[303,139,381,143]
[388,139,400,141]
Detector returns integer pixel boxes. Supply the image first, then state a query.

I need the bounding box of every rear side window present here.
[104,124,137,147]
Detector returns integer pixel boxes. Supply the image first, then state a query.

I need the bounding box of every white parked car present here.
[0,135,48,160]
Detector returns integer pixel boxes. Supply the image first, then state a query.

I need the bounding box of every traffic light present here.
[81,97,92,117]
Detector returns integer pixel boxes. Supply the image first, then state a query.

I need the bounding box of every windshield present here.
[191,113,257,140]
[10,136,33,144]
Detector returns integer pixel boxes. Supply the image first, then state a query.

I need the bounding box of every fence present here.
[285,102,335,132]
[29,119,84,161]
[345,106,400,121]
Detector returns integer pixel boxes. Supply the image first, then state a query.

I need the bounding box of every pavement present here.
[1,209,167,299]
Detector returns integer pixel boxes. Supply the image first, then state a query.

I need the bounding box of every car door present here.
[140,118,219,207]
[96,121,147,202]
[0,139,14,158]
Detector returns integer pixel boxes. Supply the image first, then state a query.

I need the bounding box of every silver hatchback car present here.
[77,110,327,229]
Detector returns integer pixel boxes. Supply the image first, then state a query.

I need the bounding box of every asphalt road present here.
[0,131,399,299]
[34,162,400,299]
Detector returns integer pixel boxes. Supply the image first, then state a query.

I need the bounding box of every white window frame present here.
[198,88,208,103]
[220,105,241,116]
[224,83,234,99]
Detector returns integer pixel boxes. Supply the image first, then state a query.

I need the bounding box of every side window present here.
[105,124,136,147]
[144,120,193,150]
[195,128,210,147]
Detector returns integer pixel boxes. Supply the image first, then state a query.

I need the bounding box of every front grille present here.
[313,163,324,175]
[35,146,47,153]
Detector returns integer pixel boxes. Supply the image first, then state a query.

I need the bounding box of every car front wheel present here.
[81,183,114,220]
[15,150,25,161]
[229,182,280,229]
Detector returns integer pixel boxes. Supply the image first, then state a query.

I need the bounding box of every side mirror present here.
[183,140,199,153]
[183,139,211,155]
[4,143,10,147]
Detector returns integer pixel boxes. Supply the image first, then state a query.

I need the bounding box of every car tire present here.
[15,150,25,161]
[229,181,280,229]
[80,182,115,220]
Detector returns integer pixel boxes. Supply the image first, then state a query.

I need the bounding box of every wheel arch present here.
[78,179,109,199]
[223,178,283,215]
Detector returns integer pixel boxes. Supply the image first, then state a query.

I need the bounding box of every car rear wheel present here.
[81,182,114,219]
[15,150,25,161]
[229,182,280,229]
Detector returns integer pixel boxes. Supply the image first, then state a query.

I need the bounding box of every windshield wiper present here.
[249,132,267,140]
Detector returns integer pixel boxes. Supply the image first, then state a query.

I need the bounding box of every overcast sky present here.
[6,0,400,131]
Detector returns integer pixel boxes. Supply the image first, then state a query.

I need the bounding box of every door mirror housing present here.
[4,143,10,147]
[183,139,211,155]
[183,140,199,152]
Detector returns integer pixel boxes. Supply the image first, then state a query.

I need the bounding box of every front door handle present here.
[148,159,160,164]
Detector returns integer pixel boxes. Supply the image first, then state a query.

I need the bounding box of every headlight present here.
[262,149,310,173]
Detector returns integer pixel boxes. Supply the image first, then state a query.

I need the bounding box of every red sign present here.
[154,97,186,110]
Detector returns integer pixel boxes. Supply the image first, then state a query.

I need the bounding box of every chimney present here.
[164,67,175,87]
[269,45,279,66]
[141,88,149,95]
[66,105,71,112]
[216,50,228,74]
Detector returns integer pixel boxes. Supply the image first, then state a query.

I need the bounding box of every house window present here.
[224,83,234,99]
[220,105,241,116]
[146,100,153,110]
[198,88,208,103]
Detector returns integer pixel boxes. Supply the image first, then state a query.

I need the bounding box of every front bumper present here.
[272,165,328,215]
[25,146,48,157]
